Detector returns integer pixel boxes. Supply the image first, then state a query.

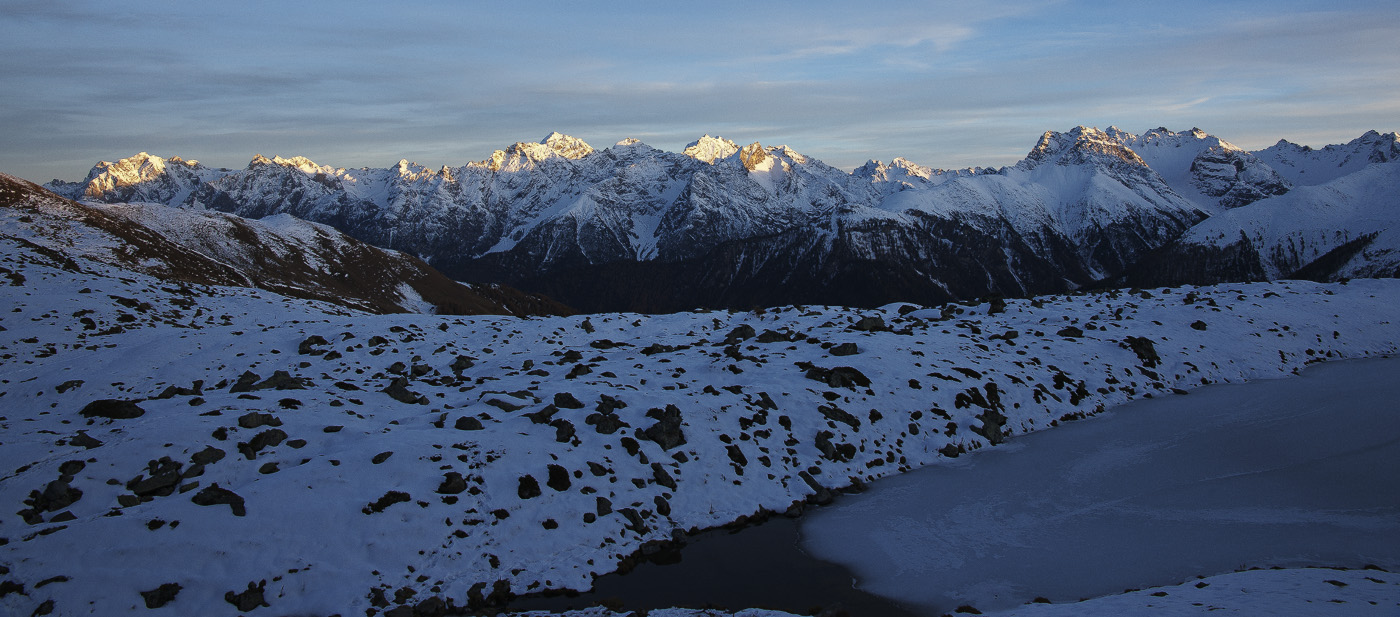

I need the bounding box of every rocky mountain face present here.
[5,173,570,316]
[1118,130,1400,287]
[46,127,1399,312]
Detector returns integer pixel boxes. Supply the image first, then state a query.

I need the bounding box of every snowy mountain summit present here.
[44,126,1400,312]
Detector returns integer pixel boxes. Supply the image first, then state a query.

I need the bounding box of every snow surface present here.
[3,186,1400,615]
[801,355,1400,614]
[3,238,1399,615]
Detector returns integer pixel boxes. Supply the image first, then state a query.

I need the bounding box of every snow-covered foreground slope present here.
[2,216,1399,615]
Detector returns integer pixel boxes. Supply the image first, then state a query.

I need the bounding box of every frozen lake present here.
[800,356,1400,614]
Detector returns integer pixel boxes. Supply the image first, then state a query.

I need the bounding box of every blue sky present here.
[3,0,1397,182]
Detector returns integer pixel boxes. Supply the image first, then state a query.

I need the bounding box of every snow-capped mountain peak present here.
[1020,126,1149,170]
[738,141,768,171]
[682,135,740,163]
[1254,129,1400,186]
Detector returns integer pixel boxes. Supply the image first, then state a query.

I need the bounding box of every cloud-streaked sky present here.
[3,0,1398,183]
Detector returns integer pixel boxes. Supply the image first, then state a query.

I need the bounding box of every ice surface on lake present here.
[800,357,1400,615]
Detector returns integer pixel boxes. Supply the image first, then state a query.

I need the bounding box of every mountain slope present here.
[1121,159,1400,286]
[47,128,1214,311]
[4,173,570,316]
[45,127,1399,312]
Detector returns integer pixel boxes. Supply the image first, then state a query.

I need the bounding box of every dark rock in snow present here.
[723,324,756,344]
[552,392,585,409]
[1057,326,1084,338]
[454,416,484,431]
[643,404,686,450]
[79,399,145,420]
[1123,335,1161,367]
[852,316,887,332]
[190,446,225,465]
[546,464,570,491]
[140,582,182,609]
[297,335,328,355]
[829,342,859,356]
[224,580,269,611]
[363,491,411,514]
[517,475,541,499]
[237,429,288,460]
[382,377,427,404]
[437,472,467,495]
[237,412,282,429]
[191,484,246,516]
[68,431,103,449]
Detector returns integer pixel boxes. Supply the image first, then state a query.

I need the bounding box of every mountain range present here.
[43,127,1400,312]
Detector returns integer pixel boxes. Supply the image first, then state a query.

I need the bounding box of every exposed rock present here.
[546,464,570,491]
[140,582,181,609]
[642,404,686,450]
[437,472,467,495]
[79,399,145,420]
[363,491,411,514]
[517,475,542,499]
[829,342,859,356]
[382,377,427,404]
[68,431,103,449]
[236,428,287,460]
[552,392,585,409]
[237,412,282,429]
[1123,335,1161,367]
[453,416,484,431]
[224,580,269,611]
[191,484,246,516]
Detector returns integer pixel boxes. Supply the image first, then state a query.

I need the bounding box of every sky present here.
[2,0,1398,183]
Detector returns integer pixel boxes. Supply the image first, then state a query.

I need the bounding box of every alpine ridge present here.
[45,127,1400,312]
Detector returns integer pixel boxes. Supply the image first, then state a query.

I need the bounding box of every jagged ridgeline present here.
[47,128,1400,312]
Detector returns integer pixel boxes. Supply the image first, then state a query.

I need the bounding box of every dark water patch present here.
[506,514,920,617]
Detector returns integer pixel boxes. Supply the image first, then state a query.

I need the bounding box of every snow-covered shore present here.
[2,221,1399,615]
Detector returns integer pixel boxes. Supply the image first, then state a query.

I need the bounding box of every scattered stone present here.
[1123,336,1161,367]
[553,392,585,409]
[829,342,859,356]
[224,580,269,611]
[54,380,84,394]
[371,451,393,464]
[140,583,182,609]
[651,463,677,491]
[453,416,484,431]
[852,316,887,332]
[237,412,282,429]
[723,324,756,344]
[79,399,145,420]
[363,491,411,514]
[546,465,570,492]
[190,446,225,466]
[191,484,246,516]
[1057,326,1084,338]
[382,377,427,405]
[643,404,686,450]
[517,475,541,499]
[237,429,287,460]
[69,431,103,449]
[437,473,467,495]
[297,335,329,355]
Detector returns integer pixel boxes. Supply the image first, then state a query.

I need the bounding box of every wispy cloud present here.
[2,0,1396,181]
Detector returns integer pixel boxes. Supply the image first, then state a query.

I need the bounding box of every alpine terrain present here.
[48,126,1399,312]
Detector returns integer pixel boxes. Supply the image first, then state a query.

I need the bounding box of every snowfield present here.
[3,208,1400,615]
